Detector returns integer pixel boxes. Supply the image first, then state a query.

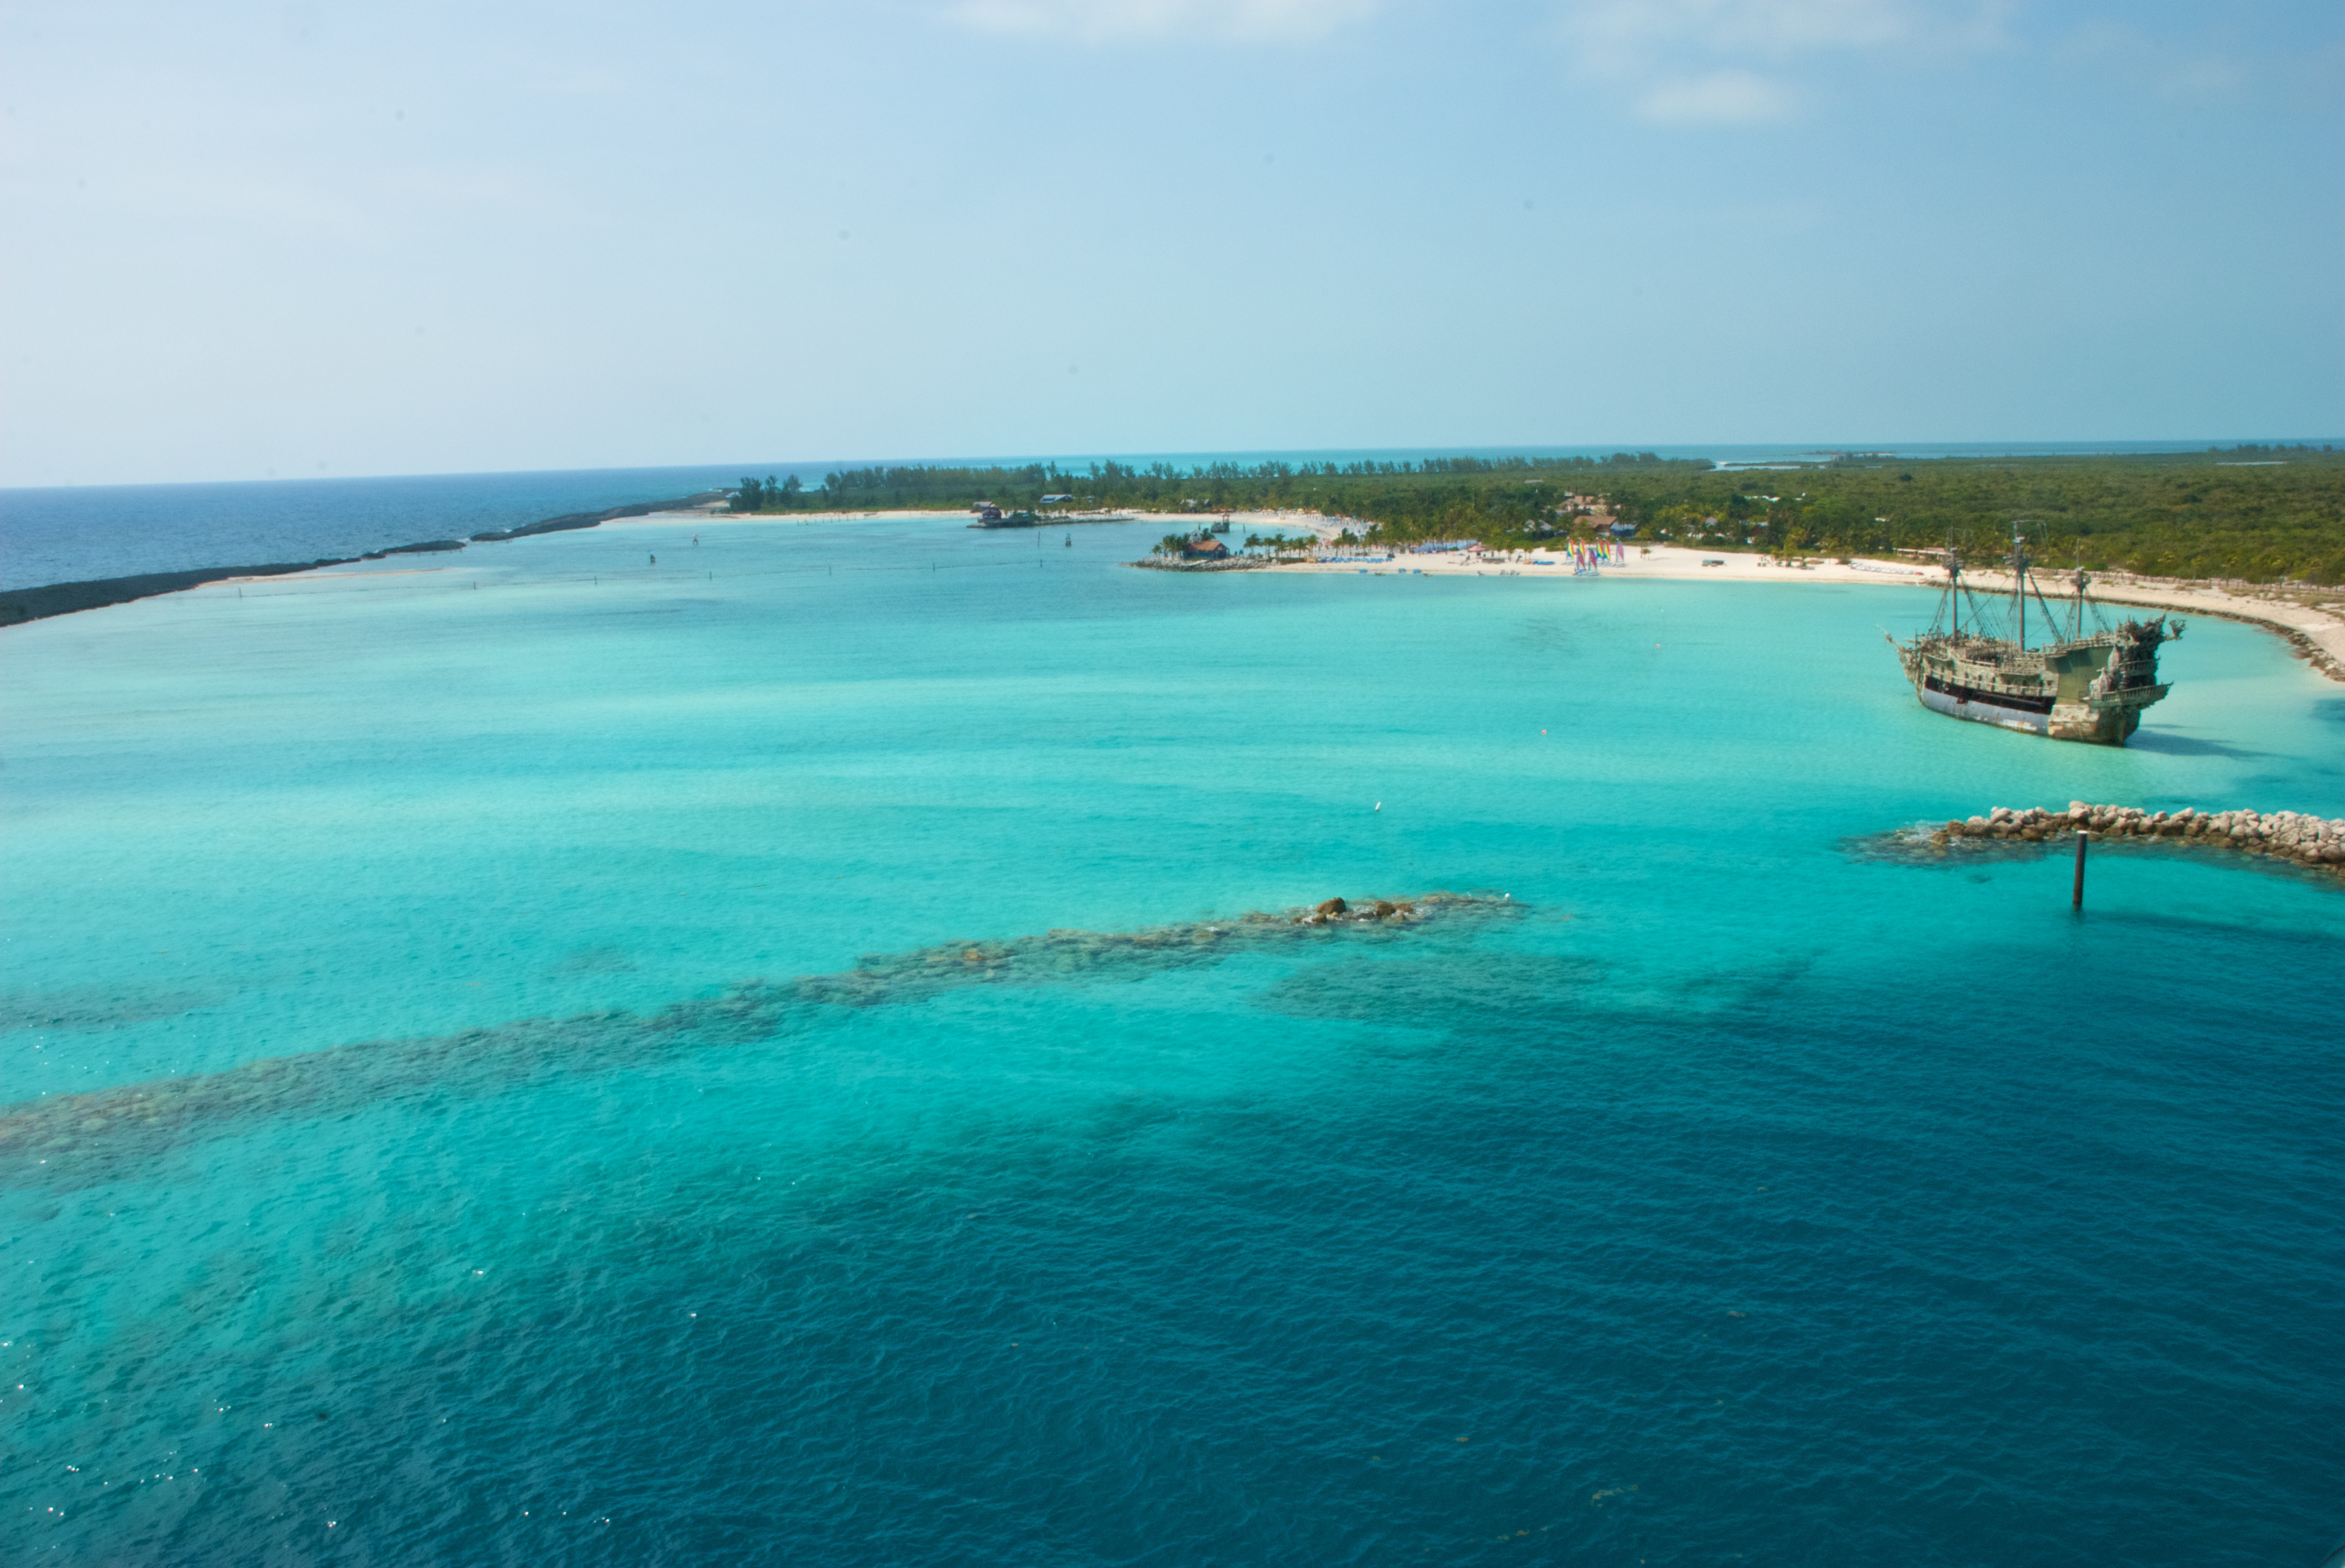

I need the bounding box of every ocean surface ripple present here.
[2,505,2338,1564]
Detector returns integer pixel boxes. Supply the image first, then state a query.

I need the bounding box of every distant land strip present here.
[0,492,723,628]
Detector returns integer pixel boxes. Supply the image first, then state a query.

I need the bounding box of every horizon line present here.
[7,437,2341,495]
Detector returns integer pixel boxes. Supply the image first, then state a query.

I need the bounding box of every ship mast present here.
[2011,522,2027,651]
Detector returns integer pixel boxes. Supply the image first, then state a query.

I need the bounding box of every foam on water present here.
[4,513,2340,1563]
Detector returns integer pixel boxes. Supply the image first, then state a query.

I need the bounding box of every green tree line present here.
[728,447,2345,584]
[1608,447,2345,584]
[729,453,1688,528]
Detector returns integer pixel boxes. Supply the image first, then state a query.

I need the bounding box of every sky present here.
[1,0,2339,487]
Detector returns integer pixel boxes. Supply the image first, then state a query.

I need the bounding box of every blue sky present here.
[2,0,2338,485]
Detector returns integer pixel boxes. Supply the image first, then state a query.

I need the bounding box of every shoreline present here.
[1230,536,2345,685]
[8,498,2343,684]
[0,492,726,628]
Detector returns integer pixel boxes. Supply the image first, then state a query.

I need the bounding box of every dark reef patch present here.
[0,893,1516,1187]
[1257,952,1600,1028]
[0,986,219,1034]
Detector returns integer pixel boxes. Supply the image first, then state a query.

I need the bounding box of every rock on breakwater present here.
[1878,802,2345,879]
[798,890,1498,1007]
[1129,556,1270,573]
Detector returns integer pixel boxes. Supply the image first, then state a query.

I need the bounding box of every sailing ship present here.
[1893,525,2181,746]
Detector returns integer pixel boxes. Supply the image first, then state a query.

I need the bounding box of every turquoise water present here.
[4,514,2341,1562]
[8,441,2328,590]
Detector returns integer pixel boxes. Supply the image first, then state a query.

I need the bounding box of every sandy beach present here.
[1273,539,2345,671]
[620,504,2345,683]
[1200,510,2345,682]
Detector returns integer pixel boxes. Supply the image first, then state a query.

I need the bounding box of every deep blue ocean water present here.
[0,468,748,592]
[2,506,2341,1563]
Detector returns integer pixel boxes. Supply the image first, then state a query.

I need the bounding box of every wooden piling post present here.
[2072,831,2089,911]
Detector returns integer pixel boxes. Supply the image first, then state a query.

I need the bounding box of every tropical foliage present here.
[1609,447,2345,584]
[729,473,802,513]
[730,447,2345,584]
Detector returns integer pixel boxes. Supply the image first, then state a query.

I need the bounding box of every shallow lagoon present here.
[4,514,2340,1563]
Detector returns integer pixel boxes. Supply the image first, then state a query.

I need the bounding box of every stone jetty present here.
[1130,555,1268,573]
[1926,801,2345,876]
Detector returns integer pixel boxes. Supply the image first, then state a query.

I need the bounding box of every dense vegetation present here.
[1606,446,2345,585]
[731,447,2345,584]
[733,454,1692,537]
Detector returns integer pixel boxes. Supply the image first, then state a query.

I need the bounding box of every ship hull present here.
[1893,547,2177,747]
[1917,677,2052,736]
[1897,633,2168,747]
[1911,675,2151,744]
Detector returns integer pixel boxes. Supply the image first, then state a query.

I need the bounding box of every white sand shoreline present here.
[1261,545,2345,681]
[627,504,2345,682]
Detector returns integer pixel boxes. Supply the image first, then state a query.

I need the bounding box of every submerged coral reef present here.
[0,892,1513,1185]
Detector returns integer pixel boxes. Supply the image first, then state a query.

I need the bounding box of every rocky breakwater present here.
[1130,555,1270,573]
[1925,802,2345,879]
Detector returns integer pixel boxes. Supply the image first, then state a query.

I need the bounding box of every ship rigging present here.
[1891,523,2182,746]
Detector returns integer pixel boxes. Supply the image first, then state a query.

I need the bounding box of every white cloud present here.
[944,0,1376,42]
[1635,69,1797,125]
[1565,0,1919,69]
[1555,0,2010,127]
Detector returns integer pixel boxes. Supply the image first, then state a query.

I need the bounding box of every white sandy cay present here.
[624,503,2345,680]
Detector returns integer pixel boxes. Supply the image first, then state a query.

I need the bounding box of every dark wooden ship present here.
[1893,526,2181,746]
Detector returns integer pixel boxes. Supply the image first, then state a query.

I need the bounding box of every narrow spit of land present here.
[0,491,728,627]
